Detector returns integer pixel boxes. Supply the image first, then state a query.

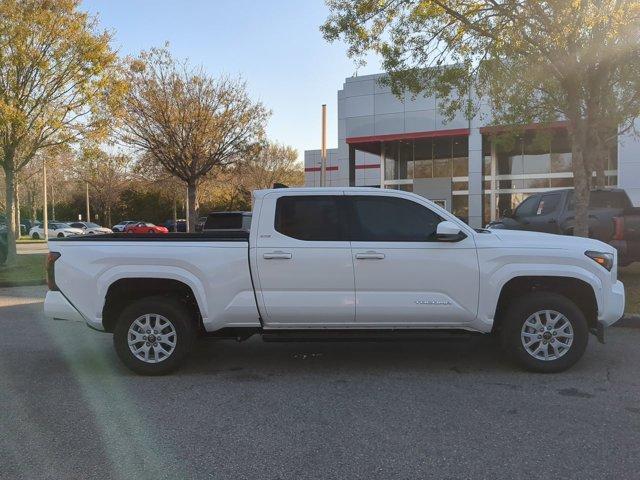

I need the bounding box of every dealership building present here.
[304,73,640,228]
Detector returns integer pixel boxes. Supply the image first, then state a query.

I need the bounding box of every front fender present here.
[479,263,603,326]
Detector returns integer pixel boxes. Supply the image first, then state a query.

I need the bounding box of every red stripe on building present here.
[346,128,470,144]
[355,163,380,169]
[304,166,339,172]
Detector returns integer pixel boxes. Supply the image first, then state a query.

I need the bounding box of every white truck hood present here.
[489,229,614,254]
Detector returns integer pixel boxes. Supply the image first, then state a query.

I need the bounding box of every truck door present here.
[253,192,355,327]
[527,192,562,233]
[346,192,479,327]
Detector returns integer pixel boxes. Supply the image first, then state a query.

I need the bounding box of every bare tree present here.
[75,145,132,226]
[121,47,270,231]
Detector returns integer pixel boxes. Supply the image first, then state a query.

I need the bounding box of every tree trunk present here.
[187,180,198,233]
[570,133,591,238]
[3,166,18,266]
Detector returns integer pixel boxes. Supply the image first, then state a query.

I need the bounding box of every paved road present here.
[1,286,640,480]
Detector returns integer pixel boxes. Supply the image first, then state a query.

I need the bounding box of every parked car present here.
[124,222,169,234]
[195,216,207,232]
[22,219,41,232]
[611,207,640,266]
[112,221,138,232]
[68,221,112,235]
[45,187,624,375]
[487,188,637,264]
[164,219,187,232]
[30,222,84,239]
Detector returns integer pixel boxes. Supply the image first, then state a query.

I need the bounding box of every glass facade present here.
[382,136,469,221]
[482,130,618,224]
[355,126,619,227]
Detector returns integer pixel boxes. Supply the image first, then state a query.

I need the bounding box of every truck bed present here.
[49,231,249,242]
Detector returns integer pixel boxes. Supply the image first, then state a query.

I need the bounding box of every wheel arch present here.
[491,275,598,334]
[101,276,206,333]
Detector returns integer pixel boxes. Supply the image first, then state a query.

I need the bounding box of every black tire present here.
[32,232,39,240]
[501,292,588,373]
[113,296,196,375]
[57,232,64,238]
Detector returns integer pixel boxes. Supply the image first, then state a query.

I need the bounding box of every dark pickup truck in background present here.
[487,188,640,266]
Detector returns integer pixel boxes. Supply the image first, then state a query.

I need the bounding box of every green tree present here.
[121,47,270,232]
[323,0,640,236]
[0,0,122,264]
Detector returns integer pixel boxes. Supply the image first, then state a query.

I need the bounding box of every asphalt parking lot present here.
[1,286,640,480]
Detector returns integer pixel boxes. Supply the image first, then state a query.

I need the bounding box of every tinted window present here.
[567,191,631,210]
[69,223,84,228]
[275,196,344,241]
[206,213,244,230]
[514,195,539,218]
[537,193,561,215]
[349,196,442,242]
[589,191,630,209]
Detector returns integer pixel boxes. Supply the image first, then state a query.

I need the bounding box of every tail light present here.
[46,252,61,291]
[613,217,625,241]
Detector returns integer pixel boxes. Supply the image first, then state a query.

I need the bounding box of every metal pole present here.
[43,158,48,239]
[321,104,327,187]
[184,186,190,232]
[85,182,90,223]
[51,185,55,220]
[490,139,497,222]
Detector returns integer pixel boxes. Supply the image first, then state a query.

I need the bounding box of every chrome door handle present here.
[263,251,292,260]
[355,251,385,260]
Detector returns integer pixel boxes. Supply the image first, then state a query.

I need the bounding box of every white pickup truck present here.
[44,187,625,375]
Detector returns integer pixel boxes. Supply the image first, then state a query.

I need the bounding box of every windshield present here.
[85,222,101,228]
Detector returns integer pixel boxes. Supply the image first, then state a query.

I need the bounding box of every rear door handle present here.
[263,251,292,260]
[355,251,385,260]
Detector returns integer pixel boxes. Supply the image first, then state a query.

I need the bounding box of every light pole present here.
[85,182,90,223]
[320,104,327,187]
[42,158,48,239]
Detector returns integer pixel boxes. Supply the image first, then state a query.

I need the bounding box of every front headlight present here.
[585,251,614,271]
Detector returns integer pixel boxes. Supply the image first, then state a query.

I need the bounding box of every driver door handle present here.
[263,251,292,260]
[355,251,385,260]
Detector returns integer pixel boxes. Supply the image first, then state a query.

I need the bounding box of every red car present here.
[124,222,169,234]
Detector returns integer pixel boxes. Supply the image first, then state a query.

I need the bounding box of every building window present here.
[481,128,618,224]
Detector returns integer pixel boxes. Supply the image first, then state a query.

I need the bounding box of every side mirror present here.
[436,220,465,242]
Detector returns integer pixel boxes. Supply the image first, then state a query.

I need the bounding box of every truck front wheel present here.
[113,296,196,375]
[501,292,589,373]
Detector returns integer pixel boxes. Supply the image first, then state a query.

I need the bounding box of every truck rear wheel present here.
[113,296,196,375]
[501,292,588,373]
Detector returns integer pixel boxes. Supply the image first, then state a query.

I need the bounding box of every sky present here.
[80,0,383,161]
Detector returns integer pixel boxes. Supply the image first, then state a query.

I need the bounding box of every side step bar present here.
[261,329,479,343]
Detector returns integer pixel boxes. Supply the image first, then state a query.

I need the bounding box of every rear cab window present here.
[274,195,346,241]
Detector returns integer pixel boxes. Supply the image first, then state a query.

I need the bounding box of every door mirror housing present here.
[435,220,465,242]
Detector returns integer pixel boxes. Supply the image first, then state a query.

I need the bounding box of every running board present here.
[261,329,479,343]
